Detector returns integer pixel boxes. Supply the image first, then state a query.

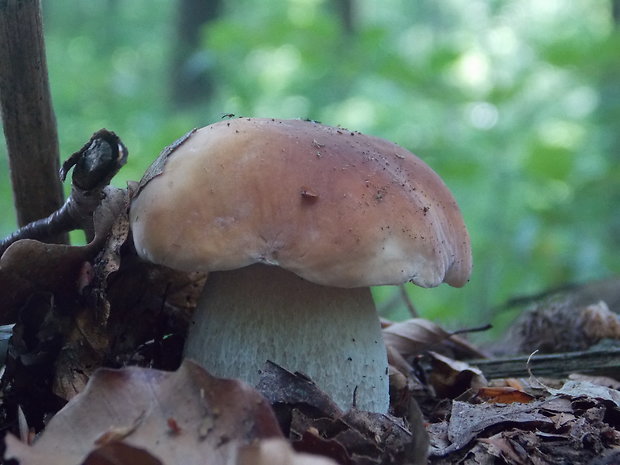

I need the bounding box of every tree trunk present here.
[601,0,620,249]
[333,0,355,34]
[0,0,67,244]
[169,0,221,107]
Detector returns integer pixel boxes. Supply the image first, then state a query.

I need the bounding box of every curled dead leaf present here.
[475,387,535,404]
[427,351,487,399]
[382,318,486,360]
[4,360,282,465]
[0,187,129,324]
[255,362,423,465]
[236,438,338,465]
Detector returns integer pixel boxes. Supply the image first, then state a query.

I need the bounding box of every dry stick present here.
[450,323,493,337]
[399,284,419,317]
[0,130,128,256]
[377,285,419,317]
[0,0,66,238]
[469,348,620,380]
[377,290,403,315]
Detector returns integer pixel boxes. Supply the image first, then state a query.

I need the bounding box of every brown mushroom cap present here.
[130,118,471,288]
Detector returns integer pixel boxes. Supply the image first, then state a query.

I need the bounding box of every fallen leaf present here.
[568,373,620,390]
[0,239,96,322]
[551,380,620,407]
[382,318,454,357]
[478,430,539,465]
[0,186,129,325]
[236,438,338,465]
[256,362,422,465]
[382,318,485,360]
[427,351,487,399]
[82,441,163,465]
[4,360,282,465]
[256,361,342,418]
[475,387,535,404]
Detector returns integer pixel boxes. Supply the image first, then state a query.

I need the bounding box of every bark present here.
[471,348,620,380]
[0,0,66,243]
[598,0,620,252]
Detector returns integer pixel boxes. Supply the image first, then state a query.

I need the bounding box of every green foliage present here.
[1,0,619,335]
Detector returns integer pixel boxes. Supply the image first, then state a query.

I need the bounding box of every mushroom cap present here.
[129,118,472,288]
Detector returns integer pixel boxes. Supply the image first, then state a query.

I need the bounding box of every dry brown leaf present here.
[382,318,485,360]
[4,360,282,465]
[382,318,453,357]
[0,239,96,321]
[428,351,487,399]
[476,388,530,405]
[237,438,338,465]
[551,380,620,406]
[475,387,535,404]
[478,431,539,465]
[0,187,129,325]
[568,373,620,390]
[504,378,525,390]
[386,344,413,376]
[81,441,163,465]
[255,362,422,465]
[427,378,620,464]
[256,361,342,416]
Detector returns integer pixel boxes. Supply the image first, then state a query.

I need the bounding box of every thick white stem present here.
[184,264,389,413]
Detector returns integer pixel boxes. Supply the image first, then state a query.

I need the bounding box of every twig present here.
[399,284,419,317]
[0,130,127,256]
[450,323,493,337]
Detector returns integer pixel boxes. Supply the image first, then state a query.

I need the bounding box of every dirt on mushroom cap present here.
[129,118,471,289]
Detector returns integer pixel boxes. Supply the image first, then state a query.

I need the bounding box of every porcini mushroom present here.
[129,118,471,413]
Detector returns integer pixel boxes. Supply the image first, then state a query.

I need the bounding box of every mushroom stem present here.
[184,264,389,413]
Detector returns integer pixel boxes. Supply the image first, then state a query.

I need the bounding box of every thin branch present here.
[399,284,419,318]
[450,323,492,337]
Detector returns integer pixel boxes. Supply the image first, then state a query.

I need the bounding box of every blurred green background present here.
[1,0,619,335]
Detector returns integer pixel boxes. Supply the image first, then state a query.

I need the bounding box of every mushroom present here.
[129,118,471,413]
